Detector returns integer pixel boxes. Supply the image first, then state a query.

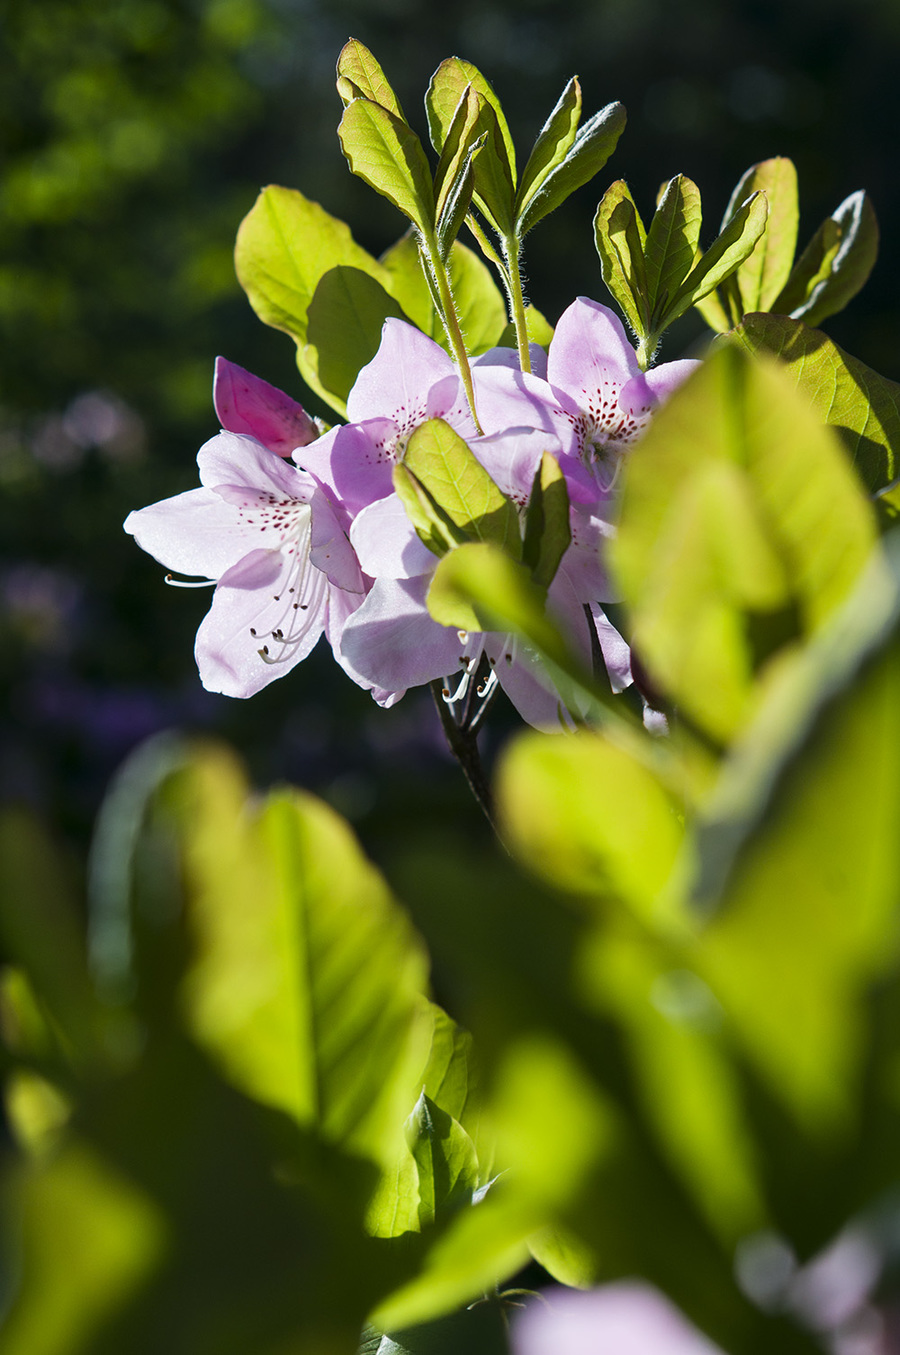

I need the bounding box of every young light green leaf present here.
[177,750,431,1167]
[611,344,877,743]
[433,85,481,218]
[305,266,408,411]
[774,190,878,328]
[426,60,516,237]
[392,463,469,559]
[234,186,400,416]
[497,729,685,929]
[405,1093,479,1230]
[722,158,799,314]
[338,98,436,235]
[666,191,768,330]
[644,175,703,326]
[425,57,516,180]
[769,217,841,318]
[403,418,522,557]
[436,132,486,261]
[732,312,900,495]
[336,38,407,121]
[515,76,582,218]
[593,180,650,338]
[518,101,626,236]
[522,452,572,589]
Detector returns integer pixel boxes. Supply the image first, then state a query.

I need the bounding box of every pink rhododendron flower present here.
[512,1283,728,1355]
[545,297,700,498]
[213,356,319,457]
[124,429,366,698]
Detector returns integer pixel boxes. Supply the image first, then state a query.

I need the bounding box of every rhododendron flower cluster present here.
[125,299,696,728]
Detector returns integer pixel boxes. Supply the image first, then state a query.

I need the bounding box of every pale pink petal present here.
[474,344,549,380]
[195,548,327,697]
[590,603,633,692]
[470,427,559,505]
[512,1283,728,1355]
[645,359,702,402]
[487,634,573,729]
[213,357,317,455]
[296,420,397,515]
[124,489,252,579]
[347,319,456,423]
[547,297,641,401]
[338,576,463,691]
[325,585,403,706]
[198,431,314,502]
[309,487,366,593]
[350,495,436,579]
[472,366,576,453]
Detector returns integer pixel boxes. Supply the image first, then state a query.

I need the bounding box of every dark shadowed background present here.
[3,0,898,853]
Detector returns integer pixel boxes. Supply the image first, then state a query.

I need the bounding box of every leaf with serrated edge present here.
[336,38,406,121]
[662,192,768,331]
[338,98,435,234]
[518,101,626,236]
[516,76,582,217]
[404,418,521,556]
[593,181,650,337]
[733,313,900,495]
[644,175,703,326]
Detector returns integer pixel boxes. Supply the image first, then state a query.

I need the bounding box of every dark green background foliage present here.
[2,0,899,844]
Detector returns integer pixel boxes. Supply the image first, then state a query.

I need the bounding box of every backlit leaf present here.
[733,312,900,495]
[669,192,768,329]
[519,101,626,237]
[403,419,521,556]
[644,175,703,327]
[774,190,878,327]
[593,180,650,338]
[516,76,582,218]
[338,98,436,235]
[336,39,406,121]
[723,158,799,314]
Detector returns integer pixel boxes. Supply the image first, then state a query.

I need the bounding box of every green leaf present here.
[0,810,100,1070]
[336,39,407,121]
[693,606,900,1134]
[777,189,878,328]
[521,452,571,588]
[0,1143,168,1355]
[177,749,431,1166]
[234,186,401,416]
[433,86,480,218]
[644,175,703,327]
[518,101,627,236]
[339,98,436,235]
[425,57,516,182]
[669,192,769,330]
[392,462,470,559]
[306,266,409,410]
[515,76,582,219]
[732,312,900,495]
[379,235,507,356]
[405,1093,479,1229]
[723,158,799,314]
[426,60,515,237]
[496,728,685,929]
[433,88,485,260]
[610,344,877,742]
[593,180,650,338]
[403,419,521,557]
